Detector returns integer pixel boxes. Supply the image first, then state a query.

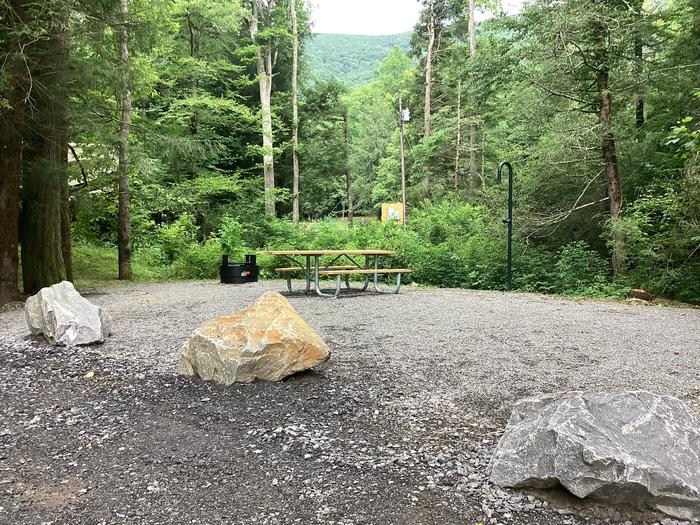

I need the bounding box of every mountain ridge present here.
[306,32,412,87]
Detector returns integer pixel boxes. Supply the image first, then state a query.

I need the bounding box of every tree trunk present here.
[20,17,69,294]
[60,154,73,282]
[117,0,133,280]
[454,80,462,189]
[634,33,644,129]
[467,0,479,193]
[0,2,25,304]
[187,12,199,179]
[249,1,276,217]
[344,111,353,228]
[21,161,67,295]
[291,0,300,226]
[423,0,435,138]
[598,66,625,275]
[0,104,23,304]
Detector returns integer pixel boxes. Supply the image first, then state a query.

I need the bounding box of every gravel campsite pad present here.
[1,281,699,525]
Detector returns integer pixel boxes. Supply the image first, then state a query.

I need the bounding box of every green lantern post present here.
[497,161,513,291]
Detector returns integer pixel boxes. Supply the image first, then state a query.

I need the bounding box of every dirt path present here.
[1,281,698,524]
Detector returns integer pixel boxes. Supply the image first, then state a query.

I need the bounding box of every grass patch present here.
[73,245,165,291]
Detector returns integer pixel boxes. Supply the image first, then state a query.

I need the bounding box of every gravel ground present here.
[0,280,698,525]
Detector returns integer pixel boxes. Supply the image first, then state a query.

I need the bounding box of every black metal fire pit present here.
[220,254,259,284]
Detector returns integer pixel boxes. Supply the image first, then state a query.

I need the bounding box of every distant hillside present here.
[306,32,411,87]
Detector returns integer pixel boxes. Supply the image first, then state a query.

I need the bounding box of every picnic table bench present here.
[256,249,411,298]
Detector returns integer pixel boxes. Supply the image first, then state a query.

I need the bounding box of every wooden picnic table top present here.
[257,249,396,256]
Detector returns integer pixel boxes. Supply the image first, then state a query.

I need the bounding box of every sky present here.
[308,0,525,36]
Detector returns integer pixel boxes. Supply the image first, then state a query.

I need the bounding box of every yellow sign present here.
[381,202,404,223]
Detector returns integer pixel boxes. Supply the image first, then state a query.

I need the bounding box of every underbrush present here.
[71,202,652,301]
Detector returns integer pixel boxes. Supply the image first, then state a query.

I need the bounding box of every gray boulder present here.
[488,391,700,521]
[25,281,112,346]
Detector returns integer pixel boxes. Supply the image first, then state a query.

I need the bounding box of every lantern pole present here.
[497,161,513,291]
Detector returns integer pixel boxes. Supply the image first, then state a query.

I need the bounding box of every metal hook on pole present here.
[497,161,513,291]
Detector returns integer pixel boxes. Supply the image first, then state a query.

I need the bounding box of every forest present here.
[0,0,698,306]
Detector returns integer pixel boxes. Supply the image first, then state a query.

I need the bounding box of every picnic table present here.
[256,249,411,298]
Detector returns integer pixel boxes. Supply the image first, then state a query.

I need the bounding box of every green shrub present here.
[554,241,610,294]
[219,215,250,260]
[71,199,695,303]
[157,213,199,264]
[166,238,222,279]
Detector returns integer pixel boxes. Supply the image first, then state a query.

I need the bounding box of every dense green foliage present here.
[306,32,411,86]
[75,200,629,299]
[2,0,698,305]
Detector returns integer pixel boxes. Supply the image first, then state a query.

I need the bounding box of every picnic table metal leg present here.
[314,255,341,298]
[285,255,312,294]
[360,255,370,291]
[372,254,402,294]
[340,254,369,291]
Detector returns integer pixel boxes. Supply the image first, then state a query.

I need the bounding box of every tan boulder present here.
[177,292,330,384]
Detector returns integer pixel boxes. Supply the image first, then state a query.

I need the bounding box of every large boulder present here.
[488,391,700,521]
[177,291,330,384]
[25,281,112,346]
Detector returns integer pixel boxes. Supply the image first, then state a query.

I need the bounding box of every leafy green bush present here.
[617,177,700,303]
[70,199,695,304]
[219,215,250,260]
[166,238,222,280]
[554,241,610,294]
[157,213,199,264]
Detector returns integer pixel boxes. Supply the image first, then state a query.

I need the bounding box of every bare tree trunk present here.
[117,0,133,280]
[423,0,435,138]
[21,15,69,294]
[454,80,462,189]
[0,1,24,304]
[399,94,408,225]
[598,66,625,275]
[60,151,73,282]
[0,103,23,304]
[467,0,478,193]
[634,33,644,129]
[249,1,276,217]
[344,111,353,228]
[187,12,200,179]
[291,0,300,226]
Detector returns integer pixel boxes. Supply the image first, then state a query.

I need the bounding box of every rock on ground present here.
[488,391,700,522]
[24,281,112,346]
[178,291,330,384]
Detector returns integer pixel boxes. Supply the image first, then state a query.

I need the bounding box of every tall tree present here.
[454,79,462,188]
[117,0,133,280]
[344,109,353,228]
[592,8,625,274]
[291,0,300,225]
[20,2,70,294]
[423,0,436,138]
[247,0,277,217]
[467,0,478,192]
[0,0,25,304]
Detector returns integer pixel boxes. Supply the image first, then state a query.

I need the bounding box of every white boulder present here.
[25,281,112,346]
